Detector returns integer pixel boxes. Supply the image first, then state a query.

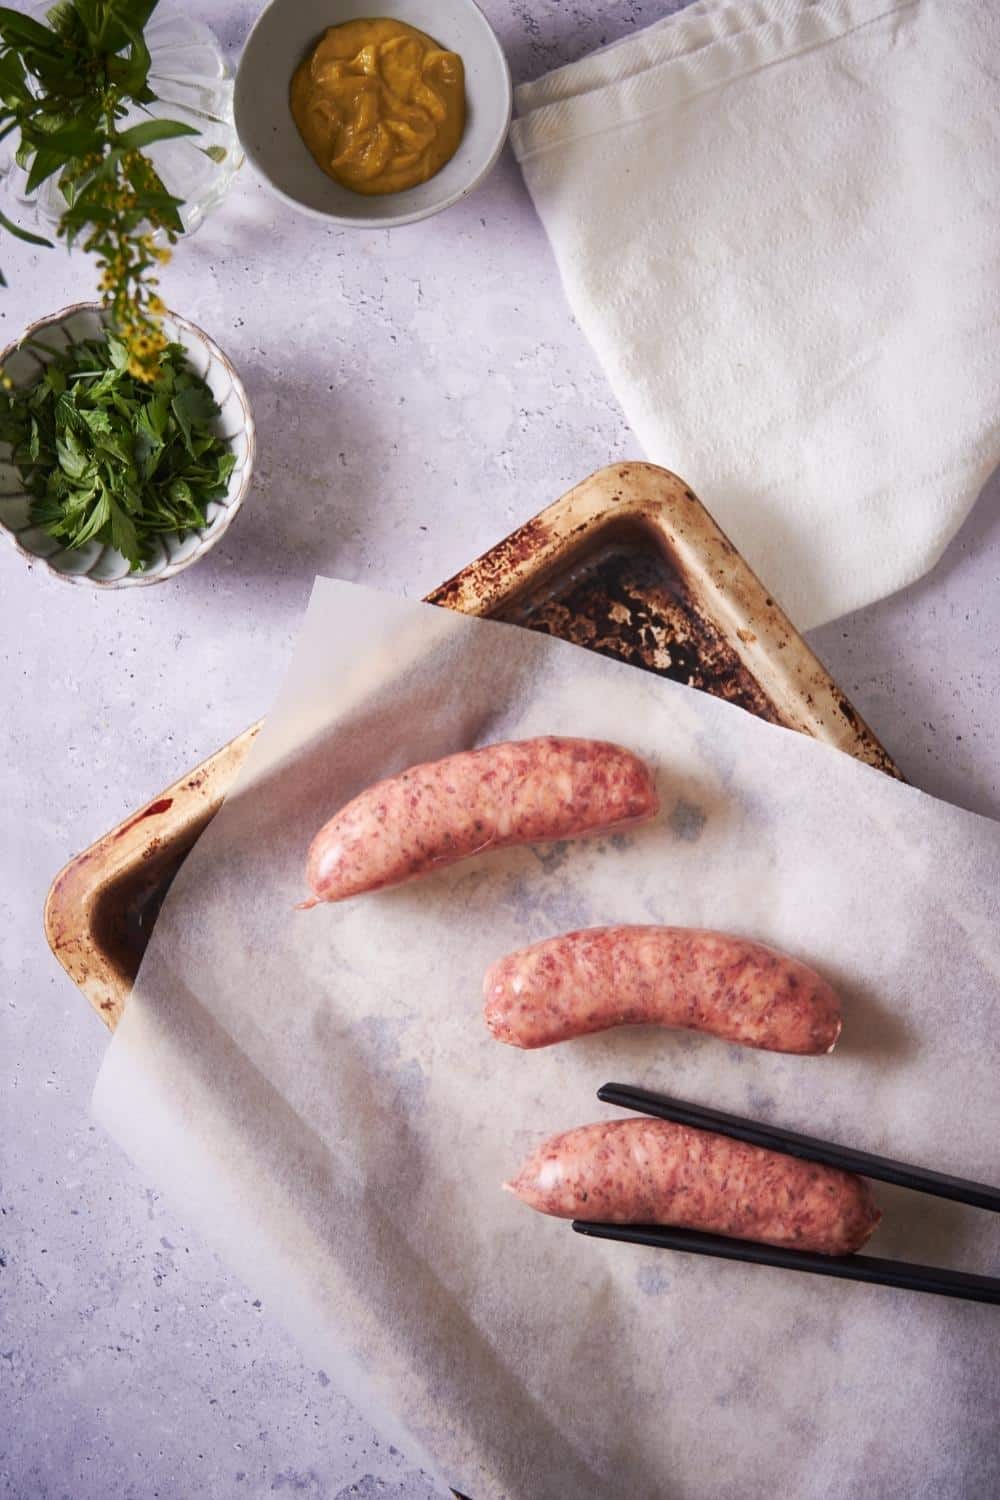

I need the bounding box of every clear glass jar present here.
[0,8,243,237]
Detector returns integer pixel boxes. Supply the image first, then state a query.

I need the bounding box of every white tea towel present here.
[512,0,1000,629]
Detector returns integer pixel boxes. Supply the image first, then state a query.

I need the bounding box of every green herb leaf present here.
[106,335,129,371]
[108,494,140,565]
[11,328,233,573]
[44,366,67,402]
[68,482,110,546]
[0,206,52,248]
[115,117,200,151]
[56,425,90,479]
[24,144,69,195]
[95,422,135,467]
[142,388,168,437]
[76,0,157,56]
[45,2,85,42]
[171,383,217,456]
[0,6,63,53]
[108,18,151,97]
[0,48,29,105]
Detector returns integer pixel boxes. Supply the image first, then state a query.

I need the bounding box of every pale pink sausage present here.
[303,737,658,905]
[484,926,841,1055]
[505,1118,880,1255]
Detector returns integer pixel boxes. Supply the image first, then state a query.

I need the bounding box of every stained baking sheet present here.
[46,463,898,1029]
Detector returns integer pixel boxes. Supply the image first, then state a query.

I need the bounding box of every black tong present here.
[572,1083,1000,1305]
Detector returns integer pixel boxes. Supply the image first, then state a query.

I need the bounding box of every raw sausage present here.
[484,926,841,1055]
[505,1118,880,1255]
[304,736,657,905]
[302,736,658,905]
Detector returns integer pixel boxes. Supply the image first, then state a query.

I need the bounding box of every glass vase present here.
[0,8,243,238]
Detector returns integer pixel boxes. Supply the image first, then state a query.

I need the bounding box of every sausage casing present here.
[484,926,842,1055]
[505,1118,880,1255]
[303,736,658,904]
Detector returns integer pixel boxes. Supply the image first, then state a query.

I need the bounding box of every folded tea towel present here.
[511,0,1000,628]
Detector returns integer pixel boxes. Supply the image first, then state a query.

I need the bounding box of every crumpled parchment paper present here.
[94,577,1000,1500]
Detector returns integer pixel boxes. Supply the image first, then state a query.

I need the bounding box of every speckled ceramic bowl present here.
[0,304,254,588]
[234,0,512,229]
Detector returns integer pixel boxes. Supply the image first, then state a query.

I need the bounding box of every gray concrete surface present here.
[2,1,998,1496]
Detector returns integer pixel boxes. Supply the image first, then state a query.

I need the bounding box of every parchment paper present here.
[94,578,1000,1500]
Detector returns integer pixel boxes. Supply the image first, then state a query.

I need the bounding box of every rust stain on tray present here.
[113,796,174,839]
[431,515,552,611]
[502,546,780,721]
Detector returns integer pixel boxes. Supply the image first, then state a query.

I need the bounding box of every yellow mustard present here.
[290,18,466,196]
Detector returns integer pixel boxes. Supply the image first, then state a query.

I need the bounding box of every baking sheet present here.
[93,577,1000,1500]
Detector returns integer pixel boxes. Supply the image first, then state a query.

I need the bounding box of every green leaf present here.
[142,389,169,438]
[0,6,62,53]
[215,450,237,484]
[56,391,88,431]
[109,23,150,97]
[109,388,134,420]
[57,196,116,242]
[75,0,158,55]
[125,191,184,234]
[96,424,134,466]
[106,335,129,372]
[108,495,140,565]
[71,0,105,34]
[74,0,139,53]
[165,474,191,506]
[45,2,85,42]
[26,105,96,139]
[68,484,110,547]
[171,384,218,456]
[24,144,68,195]
[132,423,160,476]
[115,117,200,151]
[56,426,89,479]
[21,118,101,158]
[0,205,52,248]
[29,488,65,528]
[0,49,28,105]
[76,406,112,438]
[113,0,160,30]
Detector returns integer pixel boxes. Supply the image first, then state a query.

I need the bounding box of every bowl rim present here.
[0,301,256,590]
[234,0,513,230]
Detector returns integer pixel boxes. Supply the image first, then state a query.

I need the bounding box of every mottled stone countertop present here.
[3,2,998,1496]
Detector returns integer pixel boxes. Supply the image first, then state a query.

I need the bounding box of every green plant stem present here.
[0,0,199,379]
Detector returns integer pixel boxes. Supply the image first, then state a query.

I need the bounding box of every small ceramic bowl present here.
[234,0,512,229]
[0,304,254,588]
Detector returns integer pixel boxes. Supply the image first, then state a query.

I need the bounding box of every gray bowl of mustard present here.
[235,0,512,229]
